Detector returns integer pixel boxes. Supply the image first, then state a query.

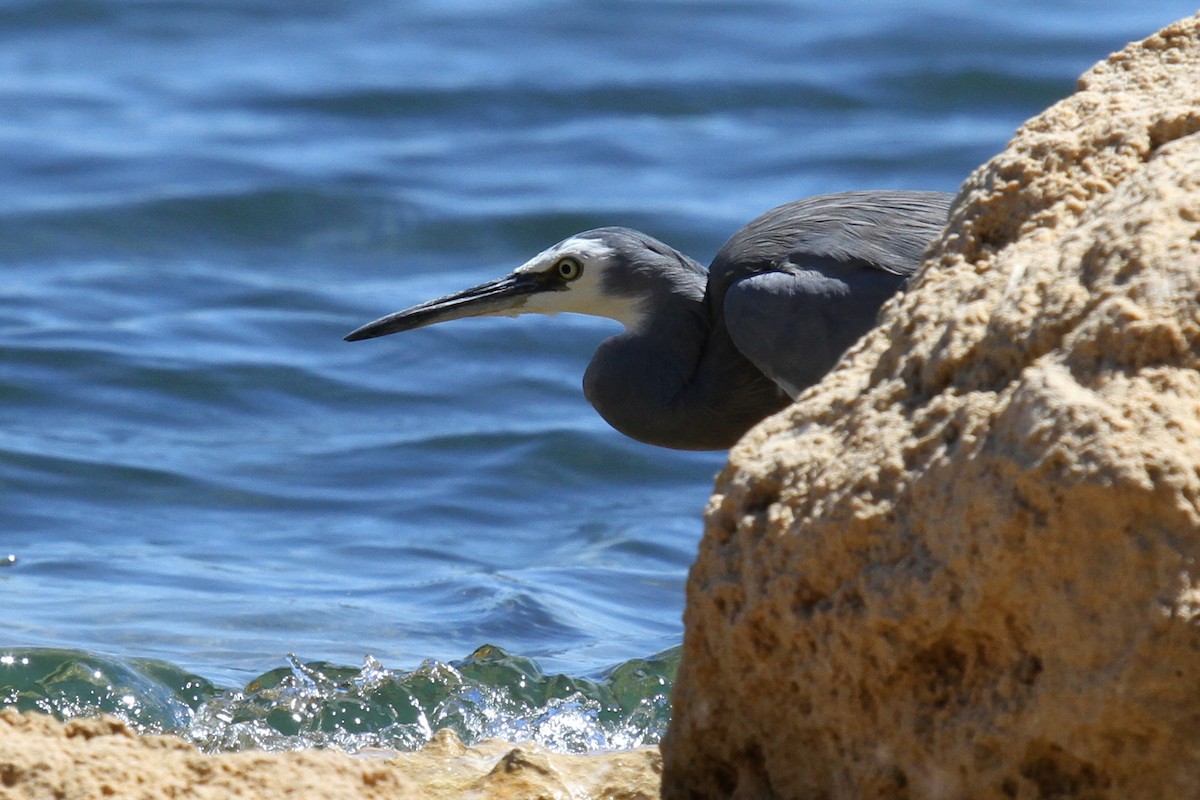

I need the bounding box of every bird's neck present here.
[582,298,787,450]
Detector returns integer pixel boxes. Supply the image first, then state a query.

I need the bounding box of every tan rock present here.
[662,14,1200,800]
[0,709,661,800]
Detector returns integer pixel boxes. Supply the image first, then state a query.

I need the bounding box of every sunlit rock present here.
[662,14,1200,799]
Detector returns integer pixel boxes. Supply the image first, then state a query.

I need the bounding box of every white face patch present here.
[512,236,648,330]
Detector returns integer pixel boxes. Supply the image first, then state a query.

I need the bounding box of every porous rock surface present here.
[0,709,661,800]
[662,14,1200,800]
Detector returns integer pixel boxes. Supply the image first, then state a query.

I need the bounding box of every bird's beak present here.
[344,272,550,342]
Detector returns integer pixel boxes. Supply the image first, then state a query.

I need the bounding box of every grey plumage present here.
[345,190,953,450]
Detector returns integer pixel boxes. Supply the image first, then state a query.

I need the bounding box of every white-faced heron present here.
[345,190,953,450]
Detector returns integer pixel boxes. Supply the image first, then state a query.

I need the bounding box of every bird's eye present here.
[555,257,583,281]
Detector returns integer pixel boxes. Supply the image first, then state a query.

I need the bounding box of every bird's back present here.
[711,190,953,285]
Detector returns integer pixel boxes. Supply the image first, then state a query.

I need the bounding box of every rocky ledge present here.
[0,709,660,799]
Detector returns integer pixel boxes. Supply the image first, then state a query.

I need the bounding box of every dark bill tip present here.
[343,272,549,343]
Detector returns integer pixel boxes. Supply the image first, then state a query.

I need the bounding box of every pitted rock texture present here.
[662,15,1200,800]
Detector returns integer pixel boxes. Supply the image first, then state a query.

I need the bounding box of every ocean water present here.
[1,0,1194,753]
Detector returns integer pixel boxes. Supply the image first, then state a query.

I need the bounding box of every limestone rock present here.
[0,709,661,800]
[662,14,1200,800]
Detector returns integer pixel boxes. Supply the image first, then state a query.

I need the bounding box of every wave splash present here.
[1,645,677,754]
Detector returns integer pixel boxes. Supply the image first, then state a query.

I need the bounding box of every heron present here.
[345,190,953,450]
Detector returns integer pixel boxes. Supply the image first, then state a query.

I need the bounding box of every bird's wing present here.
[724,261,907,398]
[719,190,954,397]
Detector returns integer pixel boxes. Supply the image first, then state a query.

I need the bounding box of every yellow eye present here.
[555,257,583,281]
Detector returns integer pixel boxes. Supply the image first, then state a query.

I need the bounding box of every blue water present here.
[1,0,1194,751]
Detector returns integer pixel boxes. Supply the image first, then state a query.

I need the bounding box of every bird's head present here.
[344,228,704,342]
